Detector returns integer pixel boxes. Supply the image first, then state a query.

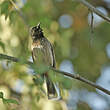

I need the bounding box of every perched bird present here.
[30,23,61,100]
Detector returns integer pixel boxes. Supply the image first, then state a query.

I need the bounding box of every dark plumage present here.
[30,23,60,99]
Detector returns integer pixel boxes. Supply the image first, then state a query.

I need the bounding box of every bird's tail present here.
[45,76,61,100]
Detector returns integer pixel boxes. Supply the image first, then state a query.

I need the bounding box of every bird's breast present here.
[32,40,43,50]
[32,39,53,67]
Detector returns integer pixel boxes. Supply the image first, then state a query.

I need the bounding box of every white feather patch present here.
[31,45,43,50]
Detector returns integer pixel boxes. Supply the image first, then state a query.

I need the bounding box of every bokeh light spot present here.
[59,14,73,28]
[106,43,110,58]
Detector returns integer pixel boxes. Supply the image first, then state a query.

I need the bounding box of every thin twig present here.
[51,68,110,95]
[89,10,94,47]
[90,11,94,33]
[0,53,110,95]
[76,0,110,23]
[0,53,32,65]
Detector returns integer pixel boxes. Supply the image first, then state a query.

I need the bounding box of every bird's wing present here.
[43,38,56,68]
[49,42,56,68]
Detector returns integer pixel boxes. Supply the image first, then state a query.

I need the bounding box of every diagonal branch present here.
[0,53,110,95]
[76,0,110,23]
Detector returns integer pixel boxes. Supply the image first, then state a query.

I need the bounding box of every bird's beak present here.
[37,22,41,28]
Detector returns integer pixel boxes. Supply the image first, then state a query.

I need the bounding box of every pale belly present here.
[32,47,53,67]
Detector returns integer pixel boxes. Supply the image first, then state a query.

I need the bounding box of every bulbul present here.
[30,23,61,100]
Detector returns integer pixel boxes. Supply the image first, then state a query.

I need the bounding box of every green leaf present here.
[0,92,19,105]
[0,1,10,19]
[55,74,65,82]
[33,76,44,85]
[36,95,40,102]
[61,78,72,89]
[48,70,56,82]
[31,64,49,74]
[55,75,73,89]
[3,98,19,105]
[0,41,5,52]
[0,92,3,98]
[9,11,16,24]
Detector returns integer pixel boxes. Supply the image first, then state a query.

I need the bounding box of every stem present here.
[76,0,110,23]
[0,53,110,95]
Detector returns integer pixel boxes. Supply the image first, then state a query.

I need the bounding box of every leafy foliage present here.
[0,0,11,20]
[0,0,110,110]
[0,0,16,23]
[0,40,5,52]
[0,92,19,105]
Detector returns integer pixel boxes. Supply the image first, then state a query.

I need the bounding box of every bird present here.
[30,23,61,100]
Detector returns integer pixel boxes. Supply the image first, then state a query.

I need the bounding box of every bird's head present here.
[30,23,43,40]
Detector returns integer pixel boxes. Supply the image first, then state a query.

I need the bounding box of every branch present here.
[0,53,110,95]
[76,0,110,23]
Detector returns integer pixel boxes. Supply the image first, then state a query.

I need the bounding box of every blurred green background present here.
[0,0,110,110]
